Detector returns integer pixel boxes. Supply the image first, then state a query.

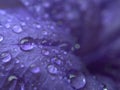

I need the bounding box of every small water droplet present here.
[15,60,20,63]
[70,74,86,89]
[102,84,108,90]
[55,60,62,65]
[42,30,48,35]
[103,88,108,90]
[0,52,12,63]
[20,64,24,68]
[0,10,6,15]
[12,25,23,33]
[31,67,40,74]
[74,44,80,49]
[5,23,11,28]
[34,24,41,29]
[8,75,17,81]
[42,49,50,56]
[47,65,58,75]
[0,35,4,42]
[19,37,35,51]
[21,22,26,26]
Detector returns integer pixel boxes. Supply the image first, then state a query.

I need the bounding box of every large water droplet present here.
[47,65,58,75]
[12,25,23,33]
[70,74,86,89]
[19,37,35,51]
[0,35,4,42]
[0,52,12,63]
[31,66,40,74]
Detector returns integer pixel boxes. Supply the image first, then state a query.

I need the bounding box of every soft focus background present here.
[0,0,120,90]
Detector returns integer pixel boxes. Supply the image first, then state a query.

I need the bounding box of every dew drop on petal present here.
[42,30,48,35]
[0,52,12,63]
[21,22,26,26]
[8,75,17,81]
[47,65,58,75]
[70,74,86,89]
[31,67,40,74]
[15,60,20,64]
[5,23,11,28]
[103,88,108,90]
[42,49,50,56]
[12,25,23,33]
[19,37,35,51]
[0,10,6,15]
[74,44,80,49]
[0,35,4,42]
[20,64,25,68]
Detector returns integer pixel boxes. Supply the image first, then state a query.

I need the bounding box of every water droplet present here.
[42,49,50,56]
[12,25,23,33]
[20,64,24,68]
[34,24,41,29]
[0,52,12,63]
[102,84,108,90]
[103,88,108,90]
[5,23,11,28]
[47,65,58,75]
[8,75,17,81]
[0,35,4,42]
[75,44,80,49]
[21,22,26,26]
[19,37,35,51]
[55,60,62,65]
[0,10,6,15]
[15,60,20,63]
[70,74,86,89]
[31,67,40,74]
[42,30,48,35]
[59,42,71,51]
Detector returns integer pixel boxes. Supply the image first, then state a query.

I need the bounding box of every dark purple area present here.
[0,0,120,90]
